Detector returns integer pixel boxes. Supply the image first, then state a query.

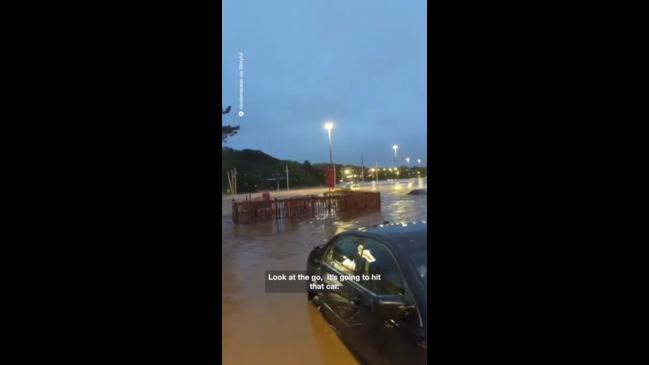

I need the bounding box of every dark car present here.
[306,221,427,365]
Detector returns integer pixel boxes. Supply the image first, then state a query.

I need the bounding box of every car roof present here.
[350,221,427,251]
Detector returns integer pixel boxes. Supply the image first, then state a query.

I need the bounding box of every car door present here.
[318,235,363,339]
[343,238,393,365]
[358,239,426,365]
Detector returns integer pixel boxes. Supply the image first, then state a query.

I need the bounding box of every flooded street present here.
[222,179,427,365]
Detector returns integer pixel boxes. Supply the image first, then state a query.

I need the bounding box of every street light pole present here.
[325,122,336,190]
[392,145,399,182]
[405,157,410,178]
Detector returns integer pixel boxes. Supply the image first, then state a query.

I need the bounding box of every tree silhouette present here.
[222,106,240,143]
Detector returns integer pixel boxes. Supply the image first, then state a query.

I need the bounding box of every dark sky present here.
[222,0,426,167]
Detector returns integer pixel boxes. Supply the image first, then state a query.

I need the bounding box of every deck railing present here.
[231,191,381,225]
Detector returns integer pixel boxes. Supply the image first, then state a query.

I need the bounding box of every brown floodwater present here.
[222,180,426,365]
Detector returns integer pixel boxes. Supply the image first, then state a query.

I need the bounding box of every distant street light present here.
[405,157,410,178]
[324,122,335,189]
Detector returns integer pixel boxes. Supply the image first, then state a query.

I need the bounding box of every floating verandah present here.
[231,190,381,225]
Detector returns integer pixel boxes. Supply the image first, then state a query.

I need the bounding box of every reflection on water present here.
[222,182,426,365]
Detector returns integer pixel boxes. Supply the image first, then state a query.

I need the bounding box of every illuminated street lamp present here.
[324,122,335,189]
[392,145,399,181]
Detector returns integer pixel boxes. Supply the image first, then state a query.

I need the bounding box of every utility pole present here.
[285,165,289,191]
[234,168,237,195]
[361,154,365,182]
[375,162,378,183]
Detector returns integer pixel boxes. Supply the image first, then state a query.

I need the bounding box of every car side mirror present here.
[374,295,415,319]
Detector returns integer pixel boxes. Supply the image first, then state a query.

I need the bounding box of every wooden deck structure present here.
[231,191,381,225]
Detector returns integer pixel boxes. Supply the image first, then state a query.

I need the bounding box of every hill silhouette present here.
[222,147,427,193]
[222,148,326,193]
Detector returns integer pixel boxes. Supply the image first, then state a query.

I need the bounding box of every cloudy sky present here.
[222,0,427,166]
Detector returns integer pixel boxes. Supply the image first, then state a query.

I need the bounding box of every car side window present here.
[355,239,404,296]
[324,235,361,275]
